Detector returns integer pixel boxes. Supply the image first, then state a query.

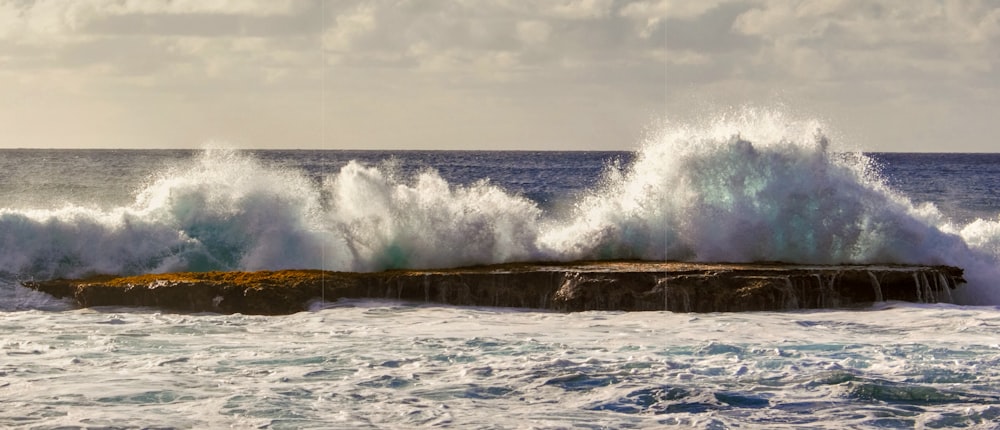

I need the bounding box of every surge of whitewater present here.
[2,111,999,304]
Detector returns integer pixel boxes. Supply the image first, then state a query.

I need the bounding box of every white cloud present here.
[541,0,614,20]
[665,49,709,66]
[110,0,306,16]
[0,0,306,41]
[0,3,23,39]
[621,0,723,22]
[729,0,1000,82]
[516,20,550,45]
[322,3,376,52]
[0,0,93,39]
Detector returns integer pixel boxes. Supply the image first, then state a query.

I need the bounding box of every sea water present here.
[2,111,1000,428]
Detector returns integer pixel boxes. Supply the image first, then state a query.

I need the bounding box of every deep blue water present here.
[4,149,998,224]
[0,149,626,211]
[870,152,1000,223]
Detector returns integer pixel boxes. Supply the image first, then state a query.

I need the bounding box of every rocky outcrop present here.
[22,261,965,315]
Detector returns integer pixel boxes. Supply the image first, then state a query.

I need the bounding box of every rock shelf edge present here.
[22,261,965,315]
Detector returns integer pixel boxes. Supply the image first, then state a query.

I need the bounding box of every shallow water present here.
[2,301,999,428]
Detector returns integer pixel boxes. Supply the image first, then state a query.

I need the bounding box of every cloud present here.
[538,0,615,20]
[323,2,375,52]
[317,0,669,81]
[730,0,1000,81]
[1,1,998,151]
[0,0,307,41]
[1,0,320,87]
[620,0,732,38]
[110,0,307,16]
[516,20,550,45]
[2,0,671,83]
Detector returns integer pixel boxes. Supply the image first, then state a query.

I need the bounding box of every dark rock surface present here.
[22,261,965,315]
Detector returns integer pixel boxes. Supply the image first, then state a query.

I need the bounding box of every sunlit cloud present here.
[0,0,997,151]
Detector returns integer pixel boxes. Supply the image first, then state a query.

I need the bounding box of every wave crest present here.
[542,111,969,265]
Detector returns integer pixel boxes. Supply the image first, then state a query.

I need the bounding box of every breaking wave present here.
[2,109,999,304]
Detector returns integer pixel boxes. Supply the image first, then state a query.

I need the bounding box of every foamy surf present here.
[2,302,998,428]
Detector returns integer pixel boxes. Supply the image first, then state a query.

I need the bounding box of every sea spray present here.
[323,160,542,271]
[538,111,1000,303]
[951,218,1000,304]
[540,111,970,265]
[0,149,545,278]
[132,148,340,272]
[0,149,331,278]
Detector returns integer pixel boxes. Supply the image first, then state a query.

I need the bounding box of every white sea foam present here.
[1,109,999,304]
[323,160,543,271]
[541,110,965,265]
[1,303,998,428]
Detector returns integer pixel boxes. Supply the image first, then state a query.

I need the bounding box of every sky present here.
[0,0,997,151]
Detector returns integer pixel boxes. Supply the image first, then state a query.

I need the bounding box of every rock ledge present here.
[22,261,965,315]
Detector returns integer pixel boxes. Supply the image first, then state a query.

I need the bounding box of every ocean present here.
[2,116,1000,428]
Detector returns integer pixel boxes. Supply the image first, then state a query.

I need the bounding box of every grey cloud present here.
[1,0,998,151]
[730,0,999,81]
[663,2,757,53]
[81,9,322,37]
[319,0,669,89]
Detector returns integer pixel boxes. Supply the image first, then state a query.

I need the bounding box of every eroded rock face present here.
[23,271,355,315]
[22,262,965,315]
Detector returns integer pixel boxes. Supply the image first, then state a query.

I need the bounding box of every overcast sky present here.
[1,0,997,151]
